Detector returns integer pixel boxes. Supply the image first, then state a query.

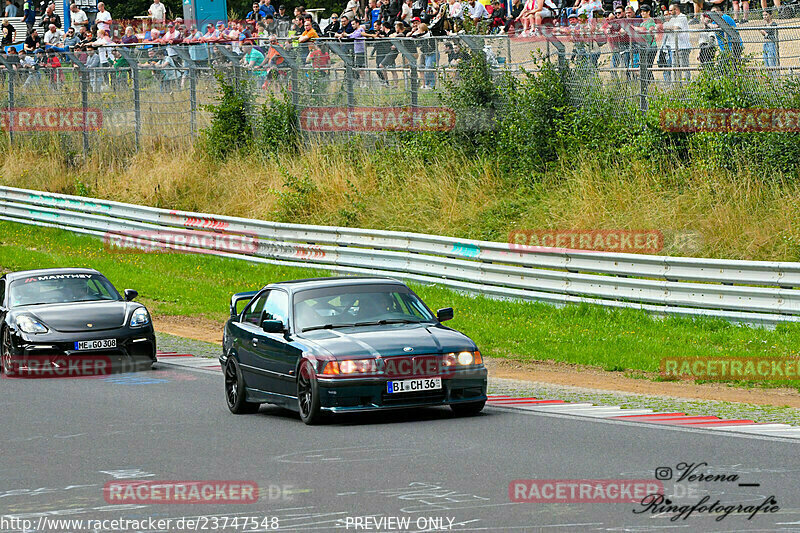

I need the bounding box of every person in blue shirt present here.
[23,0,36,36]
[707,7,743,59]
[259,0,276,17]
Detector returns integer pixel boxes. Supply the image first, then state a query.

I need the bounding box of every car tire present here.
[224,358,261,414]
[297,359,323,425]
[450,400,486,416]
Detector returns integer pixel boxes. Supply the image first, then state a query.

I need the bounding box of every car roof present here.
[267,276,406,292]
[4,267,102,282]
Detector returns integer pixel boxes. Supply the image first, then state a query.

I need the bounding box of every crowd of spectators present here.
[0,0,783,91]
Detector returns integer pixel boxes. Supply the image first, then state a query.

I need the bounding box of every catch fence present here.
[1,11,799,152]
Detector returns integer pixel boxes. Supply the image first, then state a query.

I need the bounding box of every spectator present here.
[662,2,691,82]
[148,0,166,24]
[379,20,405,86]
[188,25,209,66]
[40,3,62,30]
[161,22,181,43]
[336,19,369,84]
[374,20,392,85]
[70,3,88,32]
[343,0,360,19]
[298,18,318,42]
[84,46,101,90]
[18,48,39,86]
[708,6,742,59]
[515,0,536,36]
[202,23,216,40]
[324,13,340,36]
[276,4,290,21]
[635,5,657,83]
[63,26,79,48]
[241,40,265,75]
[45,49,63,87]
[503,0,523,33]
[448,0,464,24]
[401,0,413,21]
[154,48,178,89]
[259,0,276,17]
[4,0,17,18]
[732,0,748,23]
[260,34,285,87]
[488,0,506,31]
[247,3,264,24]
[43,23,65,51]
[307,41,329,70]
[761,10,778,70]
[5,45,19,70]
[22,0,34,36]
[533,0,559,34]
[760,0,778,21]
[263,14,278,34]
[110,48,128,87]
[1,18,15,48]
[466,0,490,22]
[603,6,626,77]
[24,27,41,52]
[413,22,436,88]
[368,0,381,28]
[95,3,112,34]
[120,26,138,44]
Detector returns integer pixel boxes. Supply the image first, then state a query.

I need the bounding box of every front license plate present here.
[74,339,117,351]
[387,377,442,394]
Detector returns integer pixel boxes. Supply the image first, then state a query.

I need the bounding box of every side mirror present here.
[124,289,138,301]
[262,319,286,333]
[436,307,454,322]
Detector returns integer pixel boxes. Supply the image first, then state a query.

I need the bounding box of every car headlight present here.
[322,358,377,375]
[130,308,151,327]
[443,350,482,367]
[17,315,49,334]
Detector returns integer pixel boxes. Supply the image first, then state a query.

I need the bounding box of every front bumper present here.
[5,327,157,377]
[316,367,488,413]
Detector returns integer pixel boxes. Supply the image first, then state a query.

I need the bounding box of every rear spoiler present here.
[230,290,259,318]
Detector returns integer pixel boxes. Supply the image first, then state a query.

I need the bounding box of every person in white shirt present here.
[149,0,166,23]
[70,3,89,32]
[44,23,65,49]
[466,0,489,22]
[401,0,413,22]
[95,3,112,33]
[663,3,691,82]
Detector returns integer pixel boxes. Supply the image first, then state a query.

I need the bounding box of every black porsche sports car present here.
[221,277,488,424]
[1,268,156,377]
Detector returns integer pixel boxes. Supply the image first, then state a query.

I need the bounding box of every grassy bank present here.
[2,143,800,261]
[2,221,798,391]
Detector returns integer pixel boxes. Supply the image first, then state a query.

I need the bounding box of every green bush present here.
[258,91,300,155]
[201,74,253,161]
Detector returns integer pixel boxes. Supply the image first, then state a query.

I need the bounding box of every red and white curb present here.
[156,352,800,440]
[488,395,800,440]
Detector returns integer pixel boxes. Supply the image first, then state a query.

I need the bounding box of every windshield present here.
[294,284,435,332]
[9,273,121,307]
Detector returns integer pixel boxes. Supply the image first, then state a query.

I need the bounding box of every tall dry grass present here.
[1,143,799,261]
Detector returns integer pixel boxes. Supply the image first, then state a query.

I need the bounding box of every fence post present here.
[392,39,419,108]
[327,41,357,108]
[0,57,14,146]
[173,47,198,138]
[66,51,91,154]
[639,47,648,112]
[117,48,140,150]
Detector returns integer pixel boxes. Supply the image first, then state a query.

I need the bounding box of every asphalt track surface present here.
[2,364,799,533]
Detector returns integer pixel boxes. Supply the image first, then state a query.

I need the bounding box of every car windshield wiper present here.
[352,318,425,326]
[301,323,357,333]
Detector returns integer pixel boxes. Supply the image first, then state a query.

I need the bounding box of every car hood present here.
[16,301,133,332]
[297,323,476,358]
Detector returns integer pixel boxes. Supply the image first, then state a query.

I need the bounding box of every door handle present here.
[252,338,259,347]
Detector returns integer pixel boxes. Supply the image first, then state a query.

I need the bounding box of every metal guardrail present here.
[1,185,799,325]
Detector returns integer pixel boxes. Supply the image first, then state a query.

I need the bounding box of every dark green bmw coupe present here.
[221,277,488,424]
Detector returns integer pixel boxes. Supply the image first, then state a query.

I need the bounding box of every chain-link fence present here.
[1,10,799,152]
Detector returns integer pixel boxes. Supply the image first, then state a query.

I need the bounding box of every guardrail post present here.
[0,57,14,146]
